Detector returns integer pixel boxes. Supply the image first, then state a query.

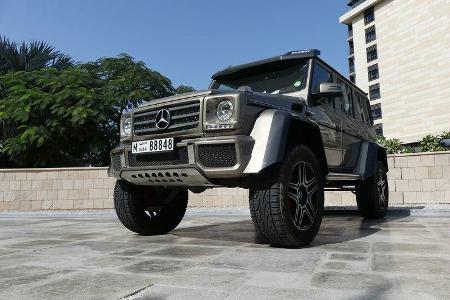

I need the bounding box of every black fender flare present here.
[243,109,328,175]
[244,109,291,174]
[354,141,388,180]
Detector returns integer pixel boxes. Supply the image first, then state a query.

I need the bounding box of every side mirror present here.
[440,138,450,148]
[314,82,343,97]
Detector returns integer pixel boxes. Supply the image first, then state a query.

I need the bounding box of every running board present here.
[326,172,361,182]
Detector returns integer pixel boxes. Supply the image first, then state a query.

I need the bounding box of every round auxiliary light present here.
[122,117,132,136]
[216,100,233,121]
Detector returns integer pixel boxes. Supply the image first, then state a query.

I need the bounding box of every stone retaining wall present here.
[0,151,449,211]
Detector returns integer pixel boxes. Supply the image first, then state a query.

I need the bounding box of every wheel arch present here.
[354,141,388,180]
[243,109,329,177]
[286,118,329,177]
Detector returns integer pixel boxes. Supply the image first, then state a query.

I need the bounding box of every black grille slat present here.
[133,119,156,126]
[133,100,200,135]
[171,112,199,120]
[111,153,122,172]
[198,144,237,168]
[167,102,200,112]
[128,147,189,167]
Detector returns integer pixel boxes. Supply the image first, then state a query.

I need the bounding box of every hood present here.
[138,89,232,108]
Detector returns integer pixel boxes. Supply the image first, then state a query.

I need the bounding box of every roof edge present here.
[211,49,320,80]
[339,0,383,24]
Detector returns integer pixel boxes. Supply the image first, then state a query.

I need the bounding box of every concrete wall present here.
[0,151,449,211]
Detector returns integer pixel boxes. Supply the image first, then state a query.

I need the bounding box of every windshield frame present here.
[209,59,312,98]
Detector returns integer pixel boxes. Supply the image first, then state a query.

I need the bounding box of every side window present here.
[311,63,332,93]
[334,78,345,111]
[365,96,374,125]
[317,96,335,108]
[356,93,369,123]
[342,85,355,117]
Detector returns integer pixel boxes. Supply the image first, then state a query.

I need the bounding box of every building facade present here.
[340,0,450,144]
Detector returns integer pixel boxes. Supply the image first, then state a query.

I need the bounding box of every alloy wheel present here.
[286,161,319,231]
[377,169,388,207]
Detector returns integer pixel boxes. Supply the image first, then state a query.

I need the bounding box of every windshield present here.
[211,60,309,95]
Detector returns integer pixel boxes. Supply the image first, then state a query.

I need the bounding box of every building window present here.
[349,41,354,56]
[349,0,367,8]
[371,103,382,120]
[365,25,376,43]
[368,64,379,81]
[364,7,375,25]
[348,24,353,38]
[374,124,383,136]
[349,58,355,74]
[369,83,381,100]
[367,44,378,62]
[350,75,356,83]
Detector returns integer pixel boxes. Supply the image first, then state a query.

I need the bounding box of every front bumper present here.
[110,135,254,186]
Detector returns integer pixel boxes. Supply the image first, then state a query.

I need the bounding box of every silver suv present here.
[109,49,389,247]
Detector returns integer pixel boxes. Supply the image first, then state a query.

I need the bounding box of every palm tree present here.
[0,36,74,74]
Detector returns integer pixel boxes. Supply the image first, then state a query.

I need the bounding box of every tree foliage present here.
[376,136,413,154]
[0,49,195,167]
[0,68,112,167]
[420,132,450,152]
[80,54,175,129]
[175,85,195,94]
[0,36,74,74]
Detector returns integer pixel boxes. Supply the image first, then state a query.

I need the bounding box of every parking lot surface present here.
[1,208,450,299]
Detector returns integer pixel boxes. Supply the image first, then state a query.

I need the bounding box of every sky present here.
[0,0,350,90]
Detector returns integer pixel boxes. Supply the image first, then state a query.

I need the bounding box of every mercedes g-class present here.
[109,49,389,247]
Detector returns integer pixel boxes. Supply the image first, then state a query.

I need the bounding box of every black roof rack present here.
[211,49,320,79]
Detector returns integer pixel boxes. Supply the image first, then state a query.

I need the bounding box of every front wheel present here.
[114,180,187,235]
[249,145,324,247]
[356,161,389,219]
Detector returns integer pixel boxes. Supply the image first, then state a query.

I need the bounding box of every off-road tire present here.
[114,180,187,235]
[249,145,324,247]
[356,161,389,219]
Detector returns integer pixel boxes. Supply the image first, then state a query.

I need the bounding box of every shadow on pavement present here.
[173,207,423,248]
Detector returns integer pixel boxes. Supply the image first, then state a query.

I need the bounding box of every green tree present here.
[420,132,450,152]
[0,53,193,167]
[175,85,195,94]
[80,54,175,132]
[0,36,73,74]
[0,68,111,167]
[377,136,413,154]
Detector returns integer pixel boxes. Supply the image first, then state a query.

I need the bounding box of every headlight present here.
[216,100,234,121]
[121,117,132,137]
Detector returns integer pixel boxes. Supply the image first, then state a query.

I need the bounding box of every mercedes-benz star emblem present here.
[155,109,171,130]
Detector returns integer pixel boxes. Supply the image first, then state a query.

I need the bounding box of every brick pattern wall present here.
[387,152,450,204]
[0,151,449,211]
[0,168,115,211]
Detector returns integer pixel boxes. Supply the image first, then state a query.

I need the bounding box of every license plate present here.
[132,138,174,154]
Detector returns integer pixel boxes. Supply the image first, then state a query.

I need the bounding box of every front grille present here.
[198,144,237,168]
[127,147,189,167]
[111,153,122,172]
[133,100,200,135]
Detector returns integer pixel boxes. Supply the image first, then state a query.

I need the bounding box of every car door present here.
[339,83,361,171]
[309,62,342,169]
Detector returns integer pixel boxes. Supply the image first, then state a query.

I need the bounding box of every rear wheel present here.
[114,180,187,235]
[249,146,324,247]
[356,161,389,219]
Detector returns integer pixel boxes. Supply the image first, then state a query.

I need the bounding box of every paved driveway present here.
[0,208,449,299]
